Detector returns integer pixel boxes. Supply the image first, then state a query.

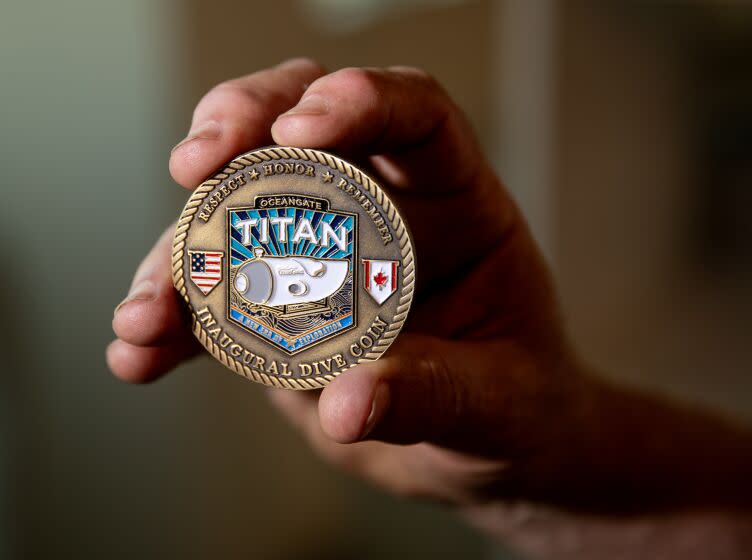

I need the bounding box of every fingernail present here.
[282,94,328,117]
[171,120,222,153]
[362,383,390,439]
[114,280,157,316]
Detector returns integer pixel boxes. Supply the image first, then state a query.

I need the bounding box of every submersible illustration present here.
[233,248,350,307]
[224,203,357,354]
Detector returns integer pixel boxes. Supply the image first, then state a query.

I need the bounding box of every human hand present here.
[107,57,586,508]
[108,58,752,559]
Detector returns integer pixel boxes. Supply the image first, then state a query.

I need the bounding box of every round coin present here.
[172,146,415,389]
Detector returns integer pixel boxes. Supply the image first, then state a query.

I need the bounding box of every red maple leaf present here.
[373,270,388,289]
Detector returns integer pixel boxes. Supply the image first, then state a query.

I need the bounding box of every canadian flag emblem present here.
[362,259,399,305]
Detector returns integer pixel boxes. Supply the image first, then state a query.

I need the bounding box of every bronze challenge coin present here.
[172,147,415,389]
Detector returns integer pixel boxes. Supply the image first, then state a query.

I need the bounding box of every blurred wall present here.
[0,1,192,557]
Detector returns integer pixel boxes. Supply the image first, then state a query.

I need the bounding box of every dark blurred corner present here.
[554,2,752,417]
[1,1,751,559]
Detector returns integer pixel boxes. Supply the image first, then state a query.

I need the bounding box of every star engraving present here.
[322,171,334,183]
[248,168,260,180]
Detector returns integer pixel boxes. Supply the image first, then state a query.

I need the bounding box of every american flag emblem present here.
[189,250,223,295]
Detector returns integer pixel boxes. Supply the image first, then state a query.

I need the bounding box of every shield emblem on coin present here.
[226,199,357,354]
[189,250,223,295]
[362,259,399,305]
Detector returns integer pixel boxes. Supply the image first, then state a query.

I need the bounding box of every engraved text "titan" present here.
[235,217,347,251]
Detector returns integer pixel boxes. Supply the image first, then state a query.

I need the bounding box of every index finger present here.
[169,58,326,189]
[270,66,493,194]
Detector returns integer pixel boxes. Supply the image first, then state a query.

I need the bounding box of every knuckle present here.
[392,65,435,83]
[194,81,268,121]
[390,65,444,93]
[329,66,383,100]
[280,56,326,75]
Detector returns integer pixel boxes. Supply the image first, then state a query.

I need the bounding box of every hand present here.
[108,59,752,540]
[108,57,577,504]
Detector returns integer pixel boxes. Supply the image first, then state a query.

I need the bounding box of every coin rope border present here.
[171,146,415,390]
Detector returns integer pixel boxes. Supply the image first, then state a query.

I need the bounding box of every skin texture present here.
[108,59,752,558]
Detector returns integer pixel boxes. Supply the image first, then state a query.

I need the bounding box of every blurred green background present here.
[1,1,750,558]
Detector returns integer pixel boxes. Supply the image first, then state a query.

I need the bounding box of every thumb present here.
[318,334,511,450]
